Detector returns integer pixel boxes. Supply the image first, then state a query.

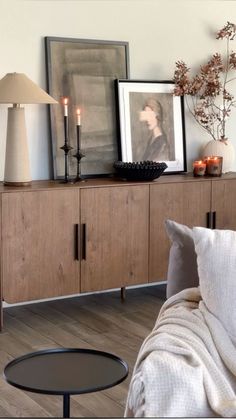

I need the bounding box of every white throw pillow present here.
[165,220,199,299]
[193,226,236,339]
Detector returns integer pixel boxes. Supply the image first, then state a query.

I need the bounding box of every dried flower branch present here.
[173,22,236,141]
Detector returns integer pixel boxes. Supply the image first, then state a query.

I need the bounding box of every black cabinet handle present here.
[82,223,86,260]
[207,212,211,228]
[212,211,216,229]
[206,211,216,229]
[75,224,80,260]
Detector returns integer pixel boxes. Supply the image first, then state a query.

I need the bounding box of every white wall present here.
[0,0,236,179]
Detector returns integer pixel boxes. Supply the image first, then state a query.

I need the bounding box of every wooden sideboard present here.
[1,173,236,329]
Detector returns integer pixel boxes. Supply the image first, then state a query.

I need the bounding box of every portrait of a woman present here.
[139,98,170,161]
[117,81,185,173]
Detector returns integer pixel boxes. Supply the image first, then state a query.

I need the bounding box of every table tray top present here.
[4,348,129,395]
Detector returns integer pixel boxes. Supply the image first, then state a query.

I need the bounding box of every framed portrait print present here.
[115,80,187,173]
[45,37,129,179]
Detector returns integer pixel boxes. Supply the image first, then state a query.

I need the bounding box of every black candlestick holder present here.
[73,125,85,183]
[60,115,73,183]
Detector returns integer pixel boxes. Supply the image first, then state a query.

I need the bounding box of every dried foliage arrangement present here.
[173,22,236,142]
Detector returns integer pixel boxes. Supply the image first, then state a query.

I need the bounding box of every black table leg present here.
[63,394,70,418]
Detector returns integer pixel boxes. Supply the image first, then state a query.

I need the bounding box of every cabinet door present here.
[149,180,212,282]
[80,185,149,292]
[2,190,80,303]
[212,178,236,230]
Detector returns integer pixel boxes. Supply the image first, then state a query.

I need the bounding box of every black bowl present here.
[113,161,168,181]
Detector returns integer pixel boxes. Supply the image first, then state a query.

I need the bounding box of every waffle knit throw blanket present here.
[124,287,236,417]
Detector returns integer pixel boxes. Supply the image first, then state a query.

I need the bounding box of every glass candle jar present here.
[204,156,223,176]
[193,160,206,176]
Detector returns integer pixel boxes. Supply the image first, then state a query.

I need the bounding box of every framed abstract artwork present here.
[115,80,187,174]
[45,36,129,179]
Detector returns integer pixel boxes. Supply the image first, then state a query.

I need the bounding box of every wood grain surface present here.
[0,284,166,417]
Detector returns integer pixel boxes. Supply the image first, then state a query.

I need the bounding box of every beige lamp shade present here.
[0,72,57,104]
[0,73,58,186]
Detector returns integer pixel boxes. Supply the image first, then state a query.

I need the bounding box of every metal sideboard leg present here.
[63,393,70,418]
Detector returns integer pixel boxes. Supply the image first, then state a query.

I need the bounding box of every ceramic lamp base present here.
[4,107,31,185]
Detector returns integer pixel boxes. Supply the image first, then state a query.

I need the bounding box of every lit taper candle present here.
[76,108,81,126]
[62,97,68,116]
[60,96,72,183]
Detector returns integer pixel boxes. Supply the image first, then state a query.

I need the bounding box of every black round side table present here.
[4,348,129,418]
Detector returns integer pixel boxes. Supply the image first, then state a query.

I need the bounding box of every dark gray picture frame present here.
[116,79,186,174]
[45,37,129,179]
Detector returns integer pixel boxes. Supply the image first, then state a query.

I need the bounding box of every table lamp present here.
[0,72,57,186]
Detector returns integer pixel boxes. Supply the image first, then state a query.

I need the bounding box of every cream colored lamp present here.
[0,72,57,186]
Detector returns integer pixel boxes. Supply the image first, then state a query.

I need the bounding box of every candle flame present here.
[61,97,68,105]
[76,108,81,115]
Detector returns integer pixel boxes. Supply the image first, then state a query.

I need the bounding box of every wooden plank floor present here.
[0,284,166,417]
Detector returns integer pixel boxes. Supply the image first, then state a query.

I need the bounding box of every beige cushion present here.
[193,226,236,339]
[165,219,199,299]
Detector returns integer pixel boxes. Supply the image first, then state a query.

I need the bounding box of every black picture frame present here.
[45,37,129,179]
[115,79,187,174]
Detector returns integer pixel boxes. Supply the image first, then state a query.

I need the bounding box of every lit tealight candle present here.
[76,108,81,126]
[204,156,223,176]
[193,160,206,176]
